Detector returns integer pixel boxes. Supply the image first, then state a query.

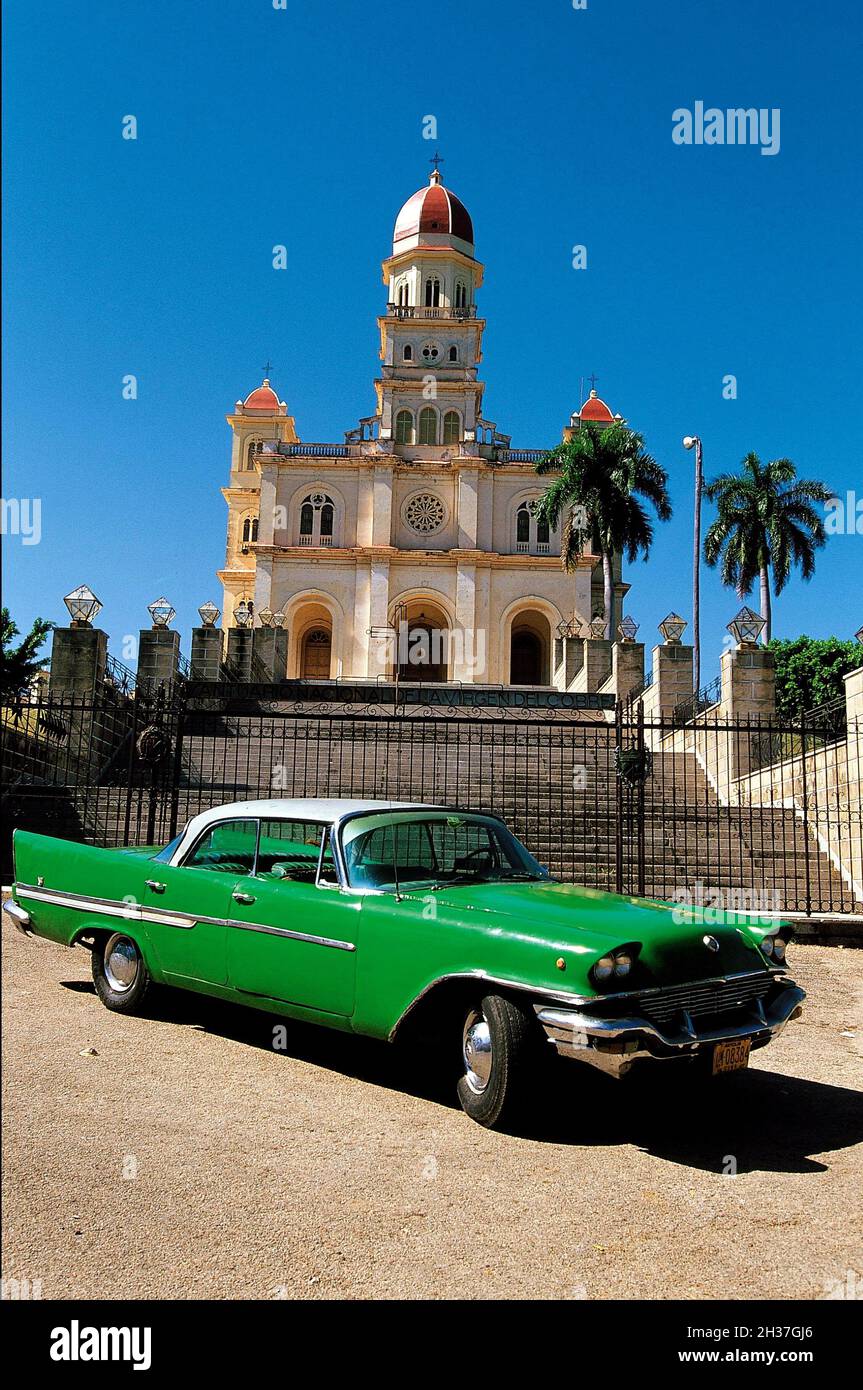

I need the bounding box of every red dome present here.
[394,173,474,249]
[242,379,280,411]
[579,390,615,423]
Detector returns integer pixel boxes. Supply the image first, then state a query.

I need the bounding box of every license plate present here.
[712,1038,751,1075]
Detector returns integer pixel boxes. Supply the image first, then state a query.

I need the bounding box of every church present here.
[217,165,628,687]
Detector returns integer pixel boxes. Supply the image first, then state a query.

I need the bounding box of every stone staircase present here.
[7,711,854,916]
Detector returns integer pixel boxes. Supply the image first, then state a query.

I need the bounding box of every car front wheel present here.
[456,993,540,1129]
[91,932,152,1013]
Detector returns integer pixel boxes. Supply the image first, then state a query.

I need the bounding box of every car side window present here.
[183,819,259,874]
[257,819,330,884]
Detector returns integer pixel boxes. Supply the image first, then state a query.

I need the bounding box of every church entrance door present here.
[510,629,544,685]
[301,628,332,679]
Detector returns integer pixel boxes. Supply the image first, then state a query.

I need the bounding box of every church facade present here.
[217,167,627,686]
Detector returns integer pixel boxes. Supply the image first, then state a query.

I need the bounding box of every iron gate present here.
[2,687,860,916]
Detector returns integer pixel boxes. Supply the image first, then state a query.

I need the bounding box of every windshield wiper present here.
[426,871,548,890]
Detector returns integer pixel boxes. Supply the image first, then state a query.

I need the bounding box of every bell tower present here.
[376,163,488,449]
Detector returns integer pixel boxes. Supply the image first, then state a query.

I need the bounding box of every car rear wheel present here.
[92,932,152,1013]
[456,993,540,1129]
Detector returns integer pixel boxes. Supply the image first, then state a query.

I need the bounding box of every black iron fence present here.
[2,686,861,916]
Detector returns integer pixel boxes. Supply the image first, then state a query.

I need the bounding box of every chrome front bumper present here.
[2,898,33,936]
[535,981,805,1079]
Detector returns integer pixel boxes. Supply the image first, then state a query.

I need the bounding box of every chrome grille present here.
[634,974,773,1026]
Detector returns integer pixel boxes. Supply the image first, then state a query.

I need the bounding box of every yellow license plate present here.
[712,1038,751,1075]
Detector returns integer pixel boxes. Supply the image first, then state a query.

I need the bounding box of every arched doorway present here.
[394,601,450,683]
[509,609,551,686]
[300,627,332,679]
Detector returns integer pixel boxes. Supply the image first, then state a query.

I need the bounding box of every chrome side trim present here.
[17,885,143,921]
[14,881,356,950]
[16,883,225,932]
[226,918,356,952]
[3,898,33,935]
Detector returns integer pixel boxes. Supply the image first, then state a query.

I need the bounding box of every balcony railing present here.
[495,448,549,464]
[386,304,477,321]
[276,443,358,458]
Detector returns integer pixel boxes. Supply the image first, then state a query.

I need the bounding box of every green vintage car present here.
[4,798,805,1128]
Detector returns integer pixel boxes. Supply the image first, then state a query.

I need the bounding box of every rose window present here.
[405,493,445,535]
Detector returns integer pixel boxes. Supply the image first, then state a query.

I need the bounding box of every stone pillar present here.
[842,666,863,901]
[48,626,108,697]
[719,644,776,720]
[137,627,180,689]
[845,665,863,722]
[456,468,479,548]
[574,638,613,693]
[452,562,477,681]
[646,641,694,721]
[365,558,391,677]
[226,627,253,680]
[253,628,288,681]
[715,643,776,788]
[558,636,585,691]
[190,626,223,681]
[612,641,646,703]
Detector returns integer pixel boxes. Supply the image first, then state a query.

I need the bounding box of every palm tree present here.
[534,424,672,639]
[703,454,832,642]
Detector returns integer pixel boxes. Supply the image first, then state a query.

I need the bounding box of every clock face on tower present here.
[421,341,441,365]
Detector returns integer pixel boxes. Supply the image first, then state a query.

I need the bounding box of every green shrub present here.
[767,637,860,721]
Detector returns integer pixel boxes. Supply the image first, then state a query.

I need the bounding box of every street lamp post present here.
[683,435,704,693]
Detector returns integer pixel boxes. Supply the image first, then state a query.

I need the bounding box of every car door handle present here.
[145,880,166,894]
[232,890,256,905]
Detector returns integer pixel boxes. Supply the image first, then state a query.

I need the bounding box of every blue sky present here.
[4,0,862,681]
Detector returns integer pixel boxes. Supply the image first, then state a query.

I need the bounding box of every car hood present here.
[423,879,773,984]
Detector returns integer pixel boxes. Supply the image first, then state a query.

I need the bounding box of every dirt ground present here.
[2,916,862,1300]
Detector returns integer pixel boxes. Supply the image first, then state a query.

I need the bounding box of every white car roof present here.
[180,797,448,839]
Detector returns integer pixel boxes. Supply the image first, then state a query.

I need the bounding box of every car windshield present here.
[341,811,548,891]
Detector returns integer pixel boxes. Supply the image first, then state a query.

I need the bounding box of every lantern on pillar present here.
[147,597,175,629]
[197,601,220,627]
[658,612,687,644]
[727,606,766,647]
[63,585,102,627]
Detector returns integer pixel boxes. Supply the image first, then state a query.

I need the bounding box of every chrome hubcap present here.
[462,1009,493,1094]
[104,934,139,993]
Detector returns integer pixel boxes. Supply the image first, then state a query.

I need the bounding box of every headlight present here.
[761,936,775,957]
[773,937,787,963]
[593,955,615,981]
[592,949,633,984]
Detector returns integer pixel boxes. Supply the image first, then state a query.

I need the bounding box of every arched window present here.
[395,410,414,444]
[418,407,438,445]
[442,411,460,445]
[246,438,262,467]
[397,281,409,306]
[298,493,335,546]
[403,344,413,362]
[454,282,467,308]
[424,276,441,307]
[514,499,552,554]
[448,345,458,362]
[241,515,259,546]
